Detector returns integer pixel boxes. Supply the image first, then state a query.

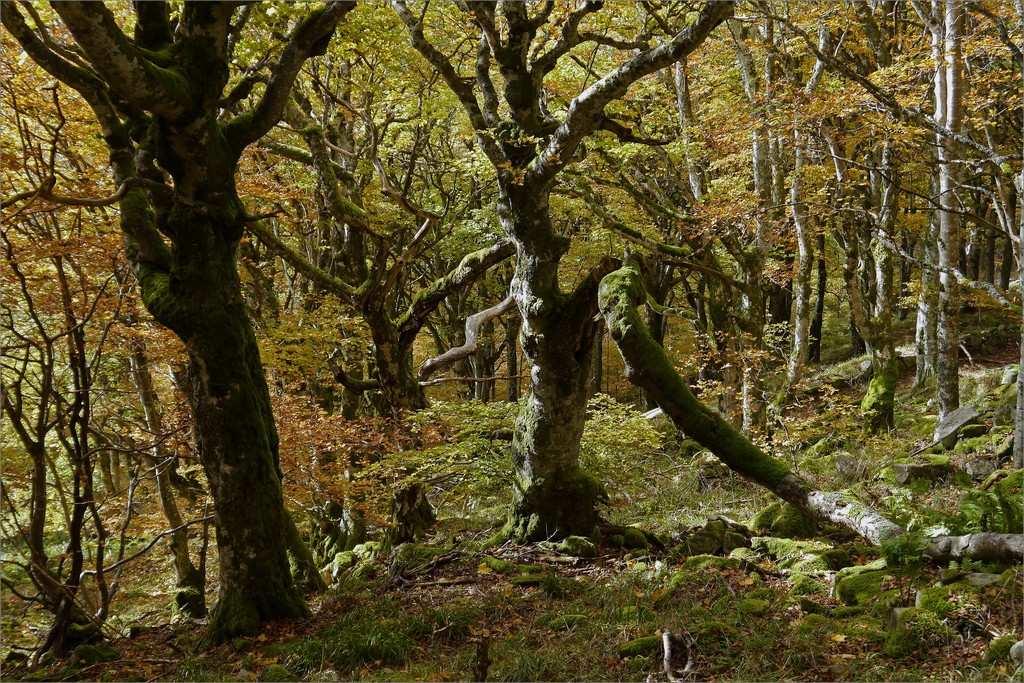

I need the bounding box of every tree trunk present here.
[128,340,206,617]
[787,135,812,392]
[599,265,1024,560]
[808,234,827,364]
[506,315,521,403]
[916,171,941,387]
[170,237,309,640]
[501,183,609,541]
[934,0,964,422]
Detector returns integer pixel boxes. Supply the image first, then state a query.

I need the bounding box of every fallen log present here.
[597,266,1022,563]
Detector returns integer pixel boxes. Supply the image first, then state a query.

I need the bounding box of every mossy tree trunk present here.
[501,182,614,540]
[600,265,1024,560]
[9,1,355,642]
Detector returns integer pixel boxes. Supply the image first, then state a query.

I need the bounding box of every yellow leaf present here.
[830,634,847,643]
[738,577,755,586]
[477,562,493,574]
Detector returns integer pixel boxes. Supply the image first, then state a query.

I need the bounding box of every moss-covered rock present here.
[260,664,299,682]
[795,613,831,636]
[736,598,770,616]
[352,541,383,562]
[681,554,740,571]
[793,548,852,572]
[69,644,120,666]
[885,608,951,658]
[835,569,887,606]
[232,637,252,652]
[798,596,829,614]
[510,574,544,587]
[618,635,661,658]
[835,558,887,583]
[728,547,761,563]
[983,634,1018,664]
[482,555,517,574]
[790,572,828,596]
[557,535,598,558]
[328,551,356,577]
[748,501,817,538]
[914,584,962,618]
[547,614,587,630]
[390,543,444,575]
[622,527,649,550]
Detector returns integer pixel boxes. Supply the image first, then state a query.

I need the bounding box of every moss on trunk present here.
[861,361,898,433]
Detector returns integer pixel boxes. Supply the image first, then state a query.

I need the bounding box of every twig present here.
[79,515,213,578]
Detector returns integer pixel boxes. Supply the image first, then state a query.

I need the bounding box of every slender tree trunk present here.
[934,0,964,422]
[809,234,827,364]
[128,340,206,616]
[787,135,812,391]
[916,172,941,386]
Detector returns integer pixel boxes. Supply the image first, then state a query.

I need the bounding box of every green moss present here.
[790,572,828,596]
[736,598,770,615]
[511,574,544,587]
[798,596,829,614]
[482,556,518,574]
[557,535,598,558]
[796,613,831,636]
[681,555,740,571]
[517,563,543,574]
[69,644,120,666]
[505,467,607,542]
[861,362,898,433]
[914,584,960,618]
[749,501,817,538]
[794,548,852,572]
[885,608,951,658]
[835,570,886,606]
[622,527,649,550]
[546,614,587,630]
[352,542,383,562]
[618,635,661,658]
[983,634,1018,664]
[261,664,299,682]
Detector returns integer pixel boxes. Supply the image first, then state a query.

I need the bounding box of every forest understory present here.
[3,330,1022,683]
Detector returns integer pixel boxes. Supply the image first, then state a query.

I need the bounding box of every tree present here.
[394,0,733,540]
[2,1,354,641]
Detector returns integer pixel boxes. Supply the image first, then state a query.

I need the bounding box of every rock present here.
[619,635,661,658]
[834,452,868,483]
[547,614,587,630]
[1001,366,1019,386]
[885,607,951,658]
[69,644,120,666]
[790,571,827,596]
[696,452,730,479]
[749,501,817,538]
[260,664,299,682]
[894,456,952,485]
[557,535,597,558]
[934,403,982,449]
[961,458,996,482]
[722,531,748,554]
[1011,639,1024,666]
[232,637,252,652]
[622,527,649,550]
[963,572,1006,588]
[680,555,740,571]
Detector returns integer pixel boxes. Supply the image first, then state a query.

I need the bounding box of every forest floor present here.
[3,337,1023,682]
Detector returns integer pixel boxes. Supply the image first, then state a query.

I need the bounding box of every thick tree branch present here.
[398,240,515,336]
[531,1,733,185]
[418,295,517,381]
[226,1,355,151]
[391,0,505,166]
[50,2,192,120]
[247,219,355,297]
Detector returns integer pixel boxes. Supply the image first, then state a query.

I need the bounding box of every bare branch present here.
[226,1,356,150]
[419,295,517,381]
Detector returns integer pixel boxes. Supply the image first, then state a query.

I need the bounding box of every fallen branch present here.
[418,295,517,381]
[597,266,1024,562]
